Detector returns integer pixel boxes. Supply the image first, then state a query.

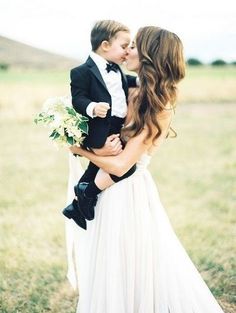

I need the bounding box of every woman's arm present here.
[71,127,151,177]
[70,113,172,177]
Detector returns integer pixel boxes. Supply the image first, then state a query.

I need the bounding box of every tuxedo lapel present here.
[119,67,128,99]
[86,57,109,93]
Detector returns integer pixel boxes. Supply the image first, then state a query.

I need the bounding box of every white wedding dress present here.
[65,153,225,313]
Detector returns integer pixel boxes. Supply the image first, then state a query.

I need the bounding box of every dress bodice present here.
[136,154,152,170]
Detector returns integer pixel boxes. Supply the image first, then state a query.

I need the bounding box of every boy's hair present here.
[90,20,129,51]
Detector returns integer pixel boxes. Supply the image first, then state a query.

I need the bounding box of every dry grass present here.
[179,66,236,104]
[0,68,235,312]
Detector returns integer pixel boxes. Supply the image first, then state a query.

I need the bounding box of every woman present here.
[70,26,224,313]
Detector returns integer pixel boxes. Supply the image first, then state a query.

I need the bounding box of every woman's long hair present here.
[121,26,185,143]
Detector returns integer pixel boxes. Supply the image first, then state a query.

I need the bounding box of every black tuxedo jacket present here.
[70,56,137,148]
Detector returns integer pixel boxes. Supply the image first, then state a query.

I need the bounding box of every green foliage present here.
[66,136,75,145]
[65,106,76,116]
[34,112,54,124]
[0,62,9,71]
[187,58,203,66]
[49,130,61,139]
[79,120,89,134]
[211,59,227,66]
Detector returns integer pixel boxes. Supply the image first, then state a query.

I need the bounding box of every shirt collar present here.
[90,51,108,71]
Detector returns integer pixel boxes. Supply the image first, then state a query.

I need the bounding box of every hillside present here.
[0,35,79,70]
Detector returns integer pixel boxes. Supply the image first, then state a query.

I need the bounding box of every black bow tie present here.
[106,62,119,73]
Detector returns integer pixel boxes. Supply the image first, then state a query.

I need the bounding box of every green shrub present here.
[211,59,227,66]
[187,58,203,66]
[0,62,10,71]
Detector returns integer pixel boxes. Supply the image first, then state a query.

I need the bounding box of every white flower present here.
[51,113,62,128]
[35,95,88,148]
[62,96,72,107]
[42,97,55,112]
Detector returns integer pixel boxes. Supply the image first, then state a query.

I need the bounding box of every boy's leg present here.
[62,161,100,227]
[73,161,102,221]
[78,161,100,183]
[79,163,137,199]
[94,169,115,190]
[77,164,137,210]
[71,163,137,223]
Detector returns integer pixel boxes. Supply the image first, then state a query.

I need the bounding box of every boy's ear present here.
[100,40,110,51]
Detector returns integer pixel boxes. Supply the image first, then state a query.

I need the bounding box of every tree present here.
[186,58,203,66]
[211,59,227,66]
[0,62,9,71]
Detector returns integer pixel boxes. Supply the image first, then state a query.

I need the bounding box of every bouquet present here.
[34,96,88,147]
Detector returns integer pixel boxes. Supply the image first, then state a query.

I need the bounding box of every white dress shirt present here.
[86,51,127,118]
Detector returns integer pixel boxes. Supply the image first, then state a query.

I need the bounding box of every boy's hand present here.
[93,102,110,118]
[92,134,123,156]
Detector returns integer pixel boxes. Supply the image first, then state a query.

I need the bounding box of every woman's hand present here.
[92,134,122,156]
[69,145,83,155]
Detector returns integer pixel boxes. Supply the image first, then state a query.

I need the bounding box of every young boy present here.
[63,20,138,229]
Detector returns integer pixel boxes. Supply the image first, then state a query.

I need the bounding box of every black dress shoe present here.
[74,182,98,221]
[62,199,87,230]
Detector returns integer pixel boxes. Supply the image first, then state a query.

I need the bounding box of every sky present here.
[0,0,235,63]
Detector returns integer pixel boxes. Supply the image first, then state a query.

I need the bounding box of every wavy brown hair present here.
[121,26,185,144]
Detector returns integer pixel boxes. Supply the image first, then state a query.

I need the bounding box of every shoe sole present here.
[62,204,87,230]
[62,208,72,219]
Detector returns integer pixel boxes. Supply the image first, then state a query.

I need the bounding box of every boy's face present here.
[106,31,131,65]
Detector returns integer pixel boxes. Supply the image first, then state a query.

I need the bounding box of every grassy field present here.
[0,66,236,312]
